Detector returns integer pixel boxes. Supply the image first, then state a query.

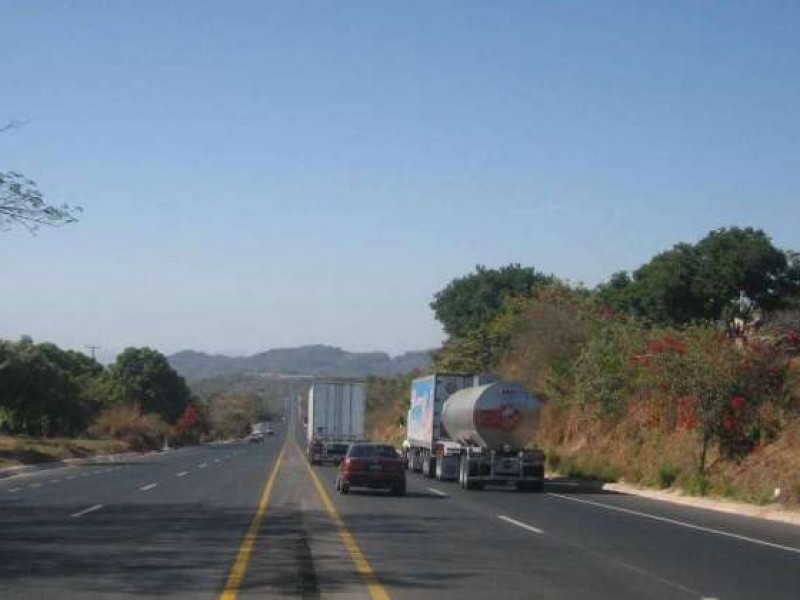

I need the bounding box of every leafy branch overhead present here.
[0,171,82,233]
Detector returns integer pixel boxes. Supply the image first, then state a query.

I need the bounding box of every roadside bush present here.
[657,462,679,489]
[89,405,168,451]
[686,473,711,496]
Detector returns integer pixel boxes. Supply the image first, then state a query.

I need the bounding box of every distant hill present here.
[168,345,432,381]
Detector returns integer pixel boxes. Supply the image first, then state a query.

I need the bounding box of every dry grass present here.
[537,401,800,508]
[89,406,169,452]
[0,434,130,469]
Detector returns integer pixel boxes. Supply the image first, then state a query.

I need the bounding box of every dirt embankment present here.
[0,435,131,469]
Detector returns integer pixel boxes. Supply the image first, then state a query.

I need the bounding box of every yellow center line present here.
[219,441,287,600]
[301,442,391,600]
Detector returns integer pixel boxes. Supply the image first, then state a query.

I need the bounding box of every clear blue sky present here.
[2,1,799,359]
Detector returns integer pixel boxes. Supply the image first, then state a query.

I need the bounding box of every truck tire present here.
[531,480,545,493]
[393,481,406,496]
[339,482,350,495]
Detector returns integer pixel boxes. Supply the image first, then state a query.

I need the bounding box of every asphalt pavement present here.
[2,417,800,599]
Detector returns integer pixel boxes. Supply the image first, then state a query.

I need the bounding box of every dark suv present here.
[336,443,406,496]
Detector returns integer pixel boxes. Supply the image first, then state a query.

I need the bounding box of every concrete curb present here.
[600,480,800,527]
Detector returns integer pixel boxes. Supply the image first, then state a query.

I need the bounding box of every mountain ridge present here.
[168,344,433,381]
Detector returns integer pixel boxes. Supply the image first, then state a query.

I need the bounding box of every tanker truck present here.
[405,374,496,477]
[441,381,545,492]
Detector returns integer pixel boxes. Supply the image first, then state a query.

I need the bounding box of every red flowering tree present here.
[647,326,793,472]
[648,327,740,473]
[174,403,208,444]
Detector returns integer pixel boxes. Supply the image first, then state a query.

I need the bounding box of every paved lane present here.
[315,463,800,600]
[0,437,284,599]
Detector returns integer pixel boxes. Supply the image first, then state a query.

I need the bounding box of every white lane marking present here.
[198,462,208,468]
[139,483,158,491]
[8,487,23,493]
[71,504,104,518]
[214,458,221,463]
[550,493,800,556]
[498,515,544,534]
[427,487,448,497]
[29,483,42,488]
[51,479,63,483]
[176,471,189,477]
[66,476,76,480]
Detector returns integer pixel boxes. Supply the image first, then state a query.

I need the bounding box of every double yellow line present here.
[219,442,287,600]
[220,438,390,600]
[303,454,391,600]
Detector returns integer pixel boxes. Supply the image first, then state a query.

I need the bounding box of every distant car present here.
[247,432,264,444]
[336,443,406,496]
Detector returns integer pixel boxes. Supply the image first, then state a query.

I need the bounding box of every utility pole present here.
[85,344,100,361]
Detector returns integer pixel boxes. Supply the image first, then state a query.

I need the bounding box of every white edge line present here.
[427,487,448,497]
[139,483,158,491]
[549,493,800,556]
[498,514,544,534]
[71,503,104,518]
[176,471,189,477]
[8,487,23,493]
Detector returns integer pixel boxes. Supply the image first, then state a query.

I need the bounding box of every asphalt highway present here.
[2,416,800,599]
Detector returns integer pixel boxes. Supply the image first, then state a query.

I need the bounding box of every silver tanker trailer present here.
[440,380,545,492]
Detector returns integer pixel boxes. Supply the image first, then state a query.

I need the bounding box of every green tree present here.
[599,228,800,325]
[0,337,101,436]
[692,227,791,319]
[106,347,191,423]
[431,264,552,338]
[431,264,552,371]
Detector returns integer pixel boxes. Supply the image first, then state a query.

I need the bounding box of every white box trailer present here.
[306,379,365,465]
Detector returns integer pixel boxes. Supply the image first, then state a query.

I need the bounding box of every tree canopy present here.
[431,264,552,338]
[106,347,192,423]
[597,227,800,325]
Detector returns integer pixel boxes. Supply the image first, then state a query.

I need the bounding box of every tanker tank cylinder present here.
[440,381,539,451]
